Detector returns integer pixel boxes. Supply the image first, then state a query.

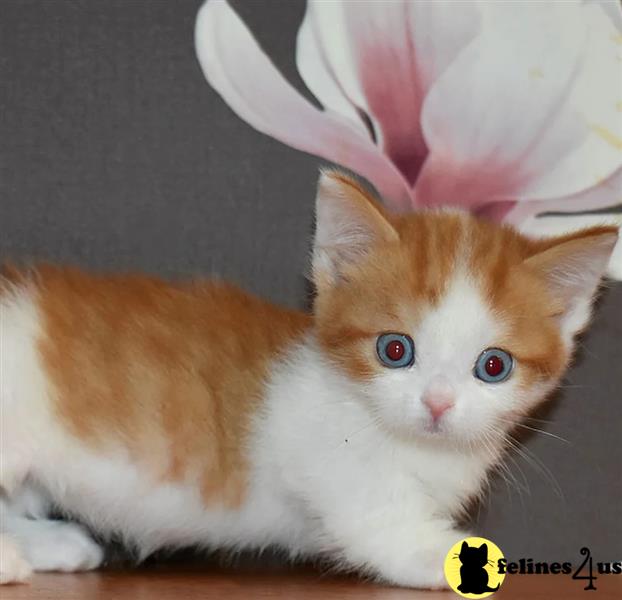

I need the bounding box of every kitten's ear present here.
[312,169,398,289]
[524,226,618,339]
[461,541,469,552]
[479,543,488,553]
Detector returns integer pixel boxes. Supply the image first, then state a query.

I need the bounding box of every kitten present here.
[0,171,617,588]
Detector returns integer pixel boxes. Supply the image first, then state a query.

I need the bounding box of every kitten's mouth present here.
[425,422,441,434]
[422,417,448,436]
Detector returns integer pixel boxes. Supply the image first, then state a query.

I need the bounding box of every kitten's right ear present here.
[524,226,618,340]
[312,169,398,289]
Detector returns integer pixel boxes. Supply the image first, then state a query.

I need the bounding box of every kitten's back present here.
[1,265,310,506]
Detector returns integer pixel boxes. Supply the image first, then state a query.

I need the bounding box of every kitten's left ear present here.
[524,226,618,339]
[312,169,398,290]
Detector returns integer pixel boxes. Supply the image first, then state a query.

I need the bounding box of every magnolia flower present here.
[196,0,622,278]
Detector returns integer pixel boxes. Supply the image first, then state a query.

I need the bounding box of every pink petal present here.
[296,0,481,186]
[340,2,427,185]
[415,2,621,211]
[194,0,411,210]
[474,201,518,222]
[413,152,525,213]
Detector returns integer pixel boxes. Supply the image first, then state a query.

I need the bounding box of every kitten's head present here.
[311,170,617,446]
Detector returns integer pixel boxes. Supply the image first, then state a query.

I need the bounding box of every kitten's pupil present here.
[386,340,405,362]
[485,355,504,377]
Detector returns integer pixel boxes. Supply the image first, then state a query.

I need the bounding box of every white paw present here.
[410,530,467,590]
[22,521,103,573]
[383,563,448,590]
[377,529,467,589]
[0,535,32,585]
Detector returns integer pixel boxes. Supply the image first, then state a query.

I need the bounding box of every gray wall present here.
[1,0,620,563]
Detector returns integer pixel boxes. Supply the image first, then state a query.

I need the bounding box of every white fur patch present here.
[1,286,53,494]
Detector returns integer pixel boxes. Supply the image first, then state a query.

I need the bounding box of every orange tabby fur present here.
[24,266,309,507]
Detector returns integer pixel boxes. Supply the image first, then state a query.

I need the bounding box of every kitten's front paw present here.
[0,535,32,585]
[383,563,448,590]
[376,529,467,590]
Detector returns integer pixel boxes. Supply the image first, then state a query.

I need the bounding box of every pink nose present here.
[423,396,454,421]
[422,379,455,422]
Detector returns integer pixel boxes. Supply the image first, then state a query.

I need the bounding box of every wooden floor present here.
[2,566,621,600]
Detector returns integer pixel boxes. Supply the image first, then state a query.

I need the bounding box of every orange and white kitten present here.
[0,171,617,588]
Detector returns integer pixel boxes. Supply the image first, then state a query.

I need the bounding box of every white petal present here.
[518,3,622,200]
[505,167,622,224]
[519,213,622,280]
[194,0,411,209]
[295,1,368,134]
[415,1,622,209]
[296,0,368,121]
[405,1,483,90]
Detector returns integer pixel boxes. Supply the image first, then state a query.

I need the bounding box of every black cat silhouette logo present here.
[444,536,506,598]
[457,541,500,595]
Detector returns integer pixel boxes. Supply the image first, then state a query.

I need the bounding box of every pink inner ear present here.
[525,231,618,314]
[313,171,399,286]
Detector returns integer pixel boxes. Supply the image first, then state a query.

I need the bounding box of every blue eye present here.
[376,333,415,369]
[474,348,514,383]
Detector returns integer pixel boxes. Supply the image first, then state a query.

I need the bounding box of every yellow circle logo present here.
[444,536,506,598]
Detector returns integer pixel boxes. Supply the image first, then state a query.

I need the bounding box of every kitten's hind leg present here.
[1,279,102,579]
[1,488,104,578]
[4,517,103,574]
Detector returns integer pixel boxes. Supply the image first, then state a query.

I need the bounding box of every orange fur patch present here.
[27,266,309,507]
